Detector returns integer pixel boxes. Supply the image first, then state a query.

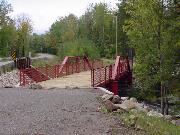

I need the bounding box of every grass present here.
[114,109,180,135]
[32,57,60,67]
[101,58,115,66]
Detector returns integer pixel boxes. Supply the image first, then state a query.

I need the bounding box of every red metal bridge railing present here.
[91,56,132,95]
[19,56,103,86]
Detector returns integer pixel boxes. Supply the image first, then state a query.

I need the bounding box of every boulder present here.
[112,95,121,104]
[147,110,163,118]
[103,100,118,112]
[135,103,150,113]
[121,97,129,101]
[164,115,172,121]
[115,108,127,114]
[114,100,136,111]
[130,97,137,103]
[102,94,114,102]
[29,83,42,89]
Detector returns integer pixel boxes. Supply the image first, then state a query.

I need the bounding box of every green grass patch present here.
[32,57,60,67]
[101,58,115,66]
[115,110,180,135]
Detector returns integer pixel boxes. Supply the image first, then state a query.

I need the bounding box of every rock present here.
[114,108,127,114]
[135,124,143,130]
[164,115,172,121]
[121,97,129,101]
[102,94,114,102]
[112,95,121,104]
[171,120,177,125]
[29,83,42,89]
[114,100,136,111]
[0,70,19,88]
[170,119,180,126]
[65,86,71,89]
[175,120,180,126]
[72,86,79,89]
[135,103,150,113]
[103,100,118,112]
[130,97,137,103]
[147,110,163,118]
[4,85,13,88]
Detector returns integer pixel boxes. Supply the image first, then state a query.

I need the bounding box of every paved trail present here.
[0,88,141,135]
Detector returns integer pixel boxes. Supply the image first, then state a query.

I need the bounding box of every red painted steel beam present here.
[112,56,120,80]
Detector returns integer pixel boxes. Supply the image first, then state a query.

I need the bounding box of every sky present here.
[8,0,118,34]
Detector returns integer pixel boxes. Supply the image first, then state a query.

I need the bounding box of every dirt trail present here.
[39,71,91,89]
[0,88,142,135]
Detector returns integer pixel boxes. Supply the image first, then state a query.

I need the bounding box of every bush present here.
[57,39,100,59]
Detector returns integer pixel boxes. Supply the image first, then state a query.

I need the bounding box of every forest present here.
[0,0,180,115]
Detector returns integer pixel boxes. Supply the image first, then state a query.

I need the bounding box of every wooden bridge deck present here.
[39,71,91,89]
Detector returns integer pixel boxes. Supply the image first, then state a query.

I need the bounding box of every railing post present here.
[54,65,57,78]
[23,70,25,86]
[72,64,73,74]
[109,65,112,79]
[20,70,22,86]
[92,69,95,87]
[99,68,102,83]
[111,81,118,95]
[105,67,107,85]
[45,65,48,76]
[65,64,68,76]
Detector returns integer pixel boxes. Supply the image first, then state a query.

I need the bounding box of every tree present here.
[16,14,33,57]
[0,0,17,57]
[124,0,179,114]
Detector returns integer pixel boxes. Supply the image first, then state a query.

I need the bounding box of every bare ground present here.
[39,71,91,89]
[0,88,143,135]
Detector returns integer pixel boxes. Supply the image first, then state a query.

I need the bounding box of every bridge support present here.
[110,81,118,95]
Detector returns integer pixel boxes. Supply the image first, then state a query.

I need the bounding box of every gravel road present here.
[0,88,141,135]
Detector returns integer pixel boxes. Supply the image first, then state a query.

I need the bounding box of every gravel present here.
[0,88,141,135]
[0,70,19,88]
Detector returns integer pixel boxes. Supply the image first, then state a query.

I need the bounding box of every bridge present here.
[15,56,132,95]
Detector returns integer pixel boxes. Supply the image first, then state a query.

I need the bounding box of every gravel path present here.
[39,71,91,89]
[0,88,141,135]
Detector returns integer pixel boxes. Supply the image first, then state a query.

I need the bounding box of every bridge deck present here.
[39,71,91,89]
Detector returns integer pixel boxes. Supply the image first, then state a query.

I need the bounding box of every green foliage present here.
[57,39,100,59]
[124,0,179,100]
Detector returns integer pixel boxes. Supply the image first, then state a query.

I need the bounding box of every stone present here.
[65,86,71,89]
[114,100,136,111]
[102,94,114,102]
[4,85,13,88]
[164,115,172,121]
[115,108,127,114]
[170,119,180,126]
[112,95,121,104]
[0,70,19,88]
[130,97,137,103]
[147,110,163,118]
[29,83,42,89]
[121,97,129,101]
[171,120,177,125]
[135,103,150,113]
[103,100,118,112]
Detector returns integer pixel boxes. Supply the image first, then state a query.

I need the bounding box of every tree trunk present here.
[164,86,169,115]
[161,83,165,114]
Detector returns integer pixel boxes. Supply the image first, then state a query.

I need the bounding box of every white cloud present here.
[8,0,118,34]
